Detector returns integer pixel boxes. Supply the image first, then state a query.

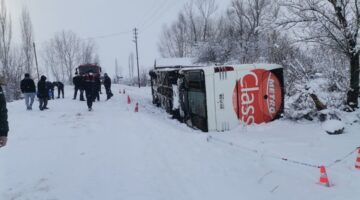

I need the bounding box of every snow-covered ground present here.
[1,84,360,200]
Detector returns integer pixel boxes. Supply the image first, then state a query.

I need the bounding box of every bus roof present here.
[179,63,283,75]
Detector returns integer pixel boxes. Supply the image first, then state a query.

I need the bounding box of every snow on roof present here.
[155,57,197,68]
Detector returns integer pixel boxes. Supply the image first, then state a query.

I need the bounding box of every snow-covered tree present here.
[279,0,360,110]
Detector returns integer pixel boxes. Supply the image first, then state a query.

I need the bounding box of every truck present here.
[76,64,102,77]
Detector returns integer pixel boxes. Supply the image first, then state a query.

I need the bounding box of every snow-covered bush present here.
[284,49,348,121]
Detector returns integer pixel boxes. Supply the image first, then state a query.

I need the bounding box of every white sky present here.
[6,0,231,78]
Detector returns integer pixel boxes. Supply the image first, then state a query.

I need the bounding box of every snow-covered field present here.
[1,84,360,200]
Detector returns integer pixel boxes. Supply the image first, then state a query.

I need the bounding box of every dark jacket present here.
[95,77,101,91]
[20,77,36,93]
[73,75,82,88]
[53,81,64,89]
[0,86,9,137]
[84,74,96,93]
[46,81,54,90]
[37,76,49,98]
[104,76,111,89]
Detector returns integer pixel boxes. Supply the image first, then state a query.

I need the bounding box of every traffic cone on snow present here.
[319,166,330,187]
[134,103,139,112]
[127,95,131,104]
[355,147,360,169]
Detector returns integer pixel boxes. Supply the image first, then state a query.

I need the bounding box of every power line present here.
[137,0,172,28]
[81,0,179,41]
[140,0,183,33]
[75,0,183,41]
[136,0,170,28]
[84,30,132,41]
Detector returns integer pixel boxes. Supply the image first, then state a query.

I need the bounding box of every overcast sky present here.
[6,0,230,78]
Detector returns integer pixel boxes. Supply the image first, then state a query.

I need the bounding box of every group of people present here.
[0,71,114,148]
[20,73,64,111]
[73,72,113,111]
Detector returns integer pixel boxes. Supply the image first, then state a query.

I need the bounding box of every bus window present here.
[183,70,208,132]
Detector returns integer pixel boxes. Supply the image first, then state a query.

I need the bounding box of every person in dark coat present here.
[46,81,55,100]
[73,72,84,100]
[94,75,101,101]
[84,72,96,111]
[0,76,9,148]
[20,73,36,110]
[37,75,49,110]
[103,73,113,100]
[53,81,64,98]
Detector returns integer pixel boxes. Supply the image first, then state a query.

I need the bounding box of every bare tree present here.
[279,0,360,110]
[43,30,99,83]
[195,0,218,41]
[93,53,100,65]
[114,58,123,83]
[57,30,81,83]
[80,39,97,64]
[158,13,191,58]
[226,0,279,63]
[140,69,148,87]
[0,0,12,79]
[0,0,14,100]
[158,25,177,57]
[184,1,200,43]
[43,40,63,81]
[20,6,34,75]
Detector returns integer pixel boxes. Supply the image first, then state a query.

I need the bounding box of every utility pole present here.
[133,28,140,88]
[33,42,40,80]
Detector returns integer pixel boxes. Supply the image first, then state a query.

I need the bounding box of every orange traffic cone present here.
[319,166,330,187]
[355,148,360,169]
[134,103,139,112]
[127,95,131,104]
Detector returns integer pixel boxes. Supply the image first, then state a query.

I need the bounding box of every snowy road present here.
[1,85,360,200]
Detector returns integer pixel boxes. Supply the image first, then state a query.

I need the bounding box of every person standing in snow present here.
[53,81,64,99]
[103,73,113,100]
[46,81,55,100]
[37,75,50,111]
[20,73,36,110]
[73,72,84,101]
[94,75,101,101]
[0,76,9,148]
[84,72,96,111]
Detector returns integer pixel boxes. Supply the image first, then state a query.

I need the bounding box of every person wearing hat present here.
[73,72,85,101]
[103,73,113,100]
[84,71,96,111]
[20,73,36,110]
[0,76,9,148]
[37,75,49,110]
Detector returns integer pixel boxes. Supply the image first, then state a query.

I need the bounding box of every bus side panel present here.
[204,74,217,132]
[214,70,239,131]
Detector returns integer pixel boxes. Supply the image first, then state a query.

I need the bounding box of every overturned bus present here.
[150,64,284,132]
